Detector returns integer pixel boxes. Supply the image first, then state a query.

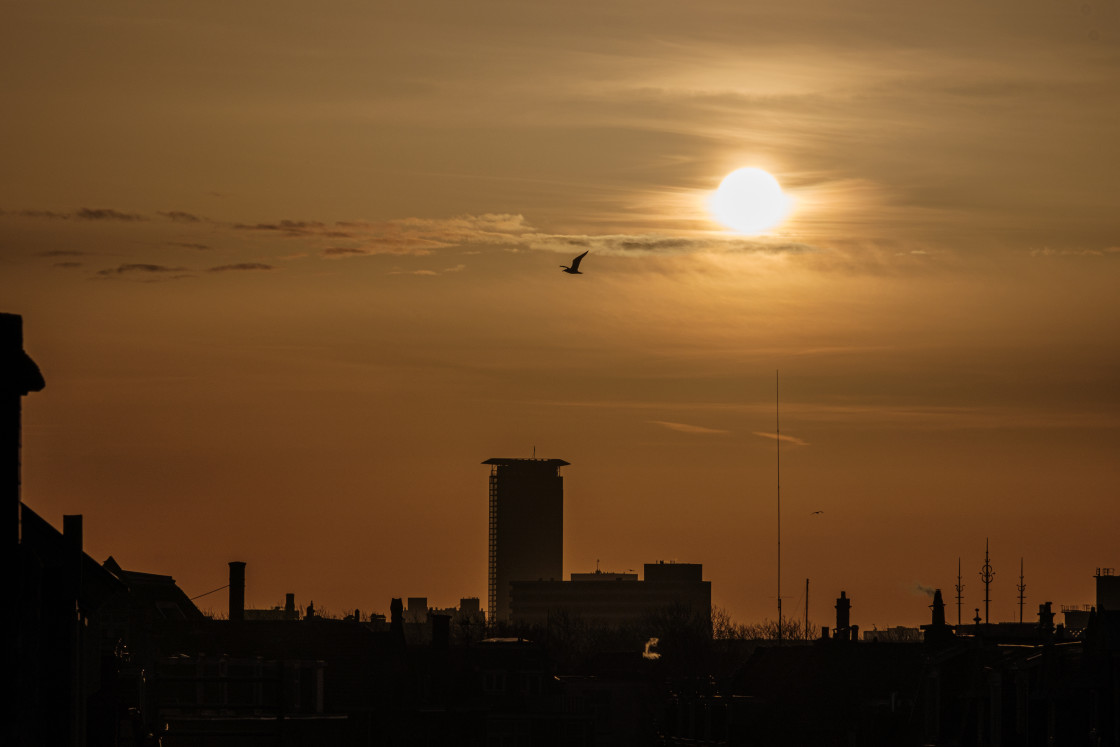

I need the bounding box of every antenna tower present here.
[979,539,995,624]
[955,558,964,626]
[776,370,782,644]
[1017,557,1026,623]
[805,578,810,641]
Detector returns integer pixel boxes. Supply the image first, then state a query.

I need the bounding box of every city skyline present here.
[3,0,1119,627]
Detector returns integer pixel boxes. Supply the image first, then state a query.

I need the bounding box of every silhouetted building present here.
[484,457,568,624]
[1097,566,1119,608]
[509,561,711,629]
[244,592,300,620]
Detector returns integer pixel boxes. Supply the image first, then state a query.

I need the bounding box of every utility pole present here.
[805,578,810,641]
[979,539,995,624]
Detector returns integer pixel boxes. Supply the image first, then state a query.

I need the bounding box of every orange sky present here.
[3,0,1119,628]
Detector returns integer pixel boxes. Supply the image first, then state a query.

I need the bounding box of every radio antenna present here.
[776,369,782,644]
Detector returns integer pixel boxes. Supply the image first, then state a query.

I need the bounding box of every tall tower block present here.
[484,457,568,624]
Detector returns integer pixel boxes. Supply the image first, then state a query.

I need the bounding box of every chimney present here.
[1038,601,1054,636]
[835,591,851,640]
[931,589,946,627]
[62,514,83,551]
[2,313,45,556]
[390,598,404,638]
[285,593,296,619]
[228,561,246,621]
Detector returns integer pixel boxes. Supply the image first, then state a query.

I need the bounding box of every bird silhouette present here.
[811,510,824,515]
[561,250,588,274]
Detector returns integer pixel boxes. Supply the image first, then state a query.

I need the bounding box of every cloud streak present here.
[651,420,730,436]
[753,431,810,447]
[97,263,189,276]
[207,263,275,272]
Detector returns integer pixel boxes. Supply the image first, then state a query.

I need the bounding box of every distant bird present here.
[810,510,824,515]
[561,250,589,274]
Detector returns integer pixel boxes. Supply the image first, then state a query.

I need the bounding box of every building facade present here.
[509,561,711,628]
[484,457,568,624]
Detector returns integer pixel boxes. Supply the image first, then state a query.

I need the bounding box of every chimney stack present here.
[228,561,246,621]
[835,591,851,640]
[285,592,296,619]
[2,313,45,556]
[62,514,83,551]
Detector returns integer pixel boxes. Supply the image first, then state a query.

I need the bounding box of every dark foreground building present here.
[660,586,1120,747]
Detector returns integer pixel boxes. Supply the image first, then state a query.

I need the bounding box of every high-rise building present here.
[484,457,568,624]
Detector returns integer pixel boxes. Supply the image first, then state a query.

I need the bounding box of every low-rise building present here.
[509,561,711,628]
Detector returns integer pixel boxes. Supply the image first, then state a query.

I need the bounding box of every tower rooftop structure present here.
[482,458,569,467]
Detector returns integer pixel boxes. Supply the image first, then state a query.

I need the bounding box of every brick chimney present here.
[228,561,246,621]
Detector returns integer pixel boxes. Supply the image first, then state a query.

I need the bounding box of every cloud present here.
[206,263,275,272]
[234,220,352,238]
[16,209,71,220]
[1030,247,1120,257]
[322,247,370,257]
[753,431,810,447]
[167,242,211,250]
[321,235,444,257]
[314,212,819,260]
[159,210,206,223]
[96,263,190,279]
[651,420,731,435]
[52,262,83,269]
[75,208,145,221]
[37,250,90,257]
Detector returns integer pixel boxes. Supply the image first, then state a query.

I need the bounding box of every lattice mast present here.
[1017,557,1026,624]
[979,539,995,624]
[955,557,965,626]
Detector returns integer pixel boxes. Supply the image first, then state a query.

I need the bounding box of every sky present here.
[3,0,1119,628]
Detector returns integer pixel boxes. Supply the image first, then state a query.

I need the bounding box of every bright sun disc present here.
[709,167,790,234]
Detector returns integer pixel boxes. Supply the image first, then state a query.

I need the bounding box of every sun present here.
[709,167,791,234]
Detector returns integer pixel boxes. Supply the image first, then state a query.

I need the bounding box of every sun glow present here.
[709,167,791,234]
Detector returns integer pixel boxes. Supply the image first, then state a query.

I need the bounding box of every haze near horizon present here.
[3,0,1118,628]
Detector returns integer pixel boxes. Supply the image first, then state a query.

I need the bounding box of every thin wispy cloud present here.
[75,208,145,222]
[207,263,275,272]
[97,263,189,276]
[7,207,145,221]
[234,220,352,238]
[650,420,730,435]
[753,431,810,447]
[159,211,206,223]
[1030,247,1120,257]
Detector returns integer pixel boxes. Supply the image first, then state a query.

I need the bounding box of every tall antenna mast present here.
[1017,557,1026,623]
[805,577,810,641]
[955,558,964,627]
[979,538,995,624]
[776,369,782,644]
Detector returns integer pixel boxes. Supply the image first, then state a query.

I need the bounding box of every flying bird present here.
[561,250,589,274]
[810,510,824,515]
